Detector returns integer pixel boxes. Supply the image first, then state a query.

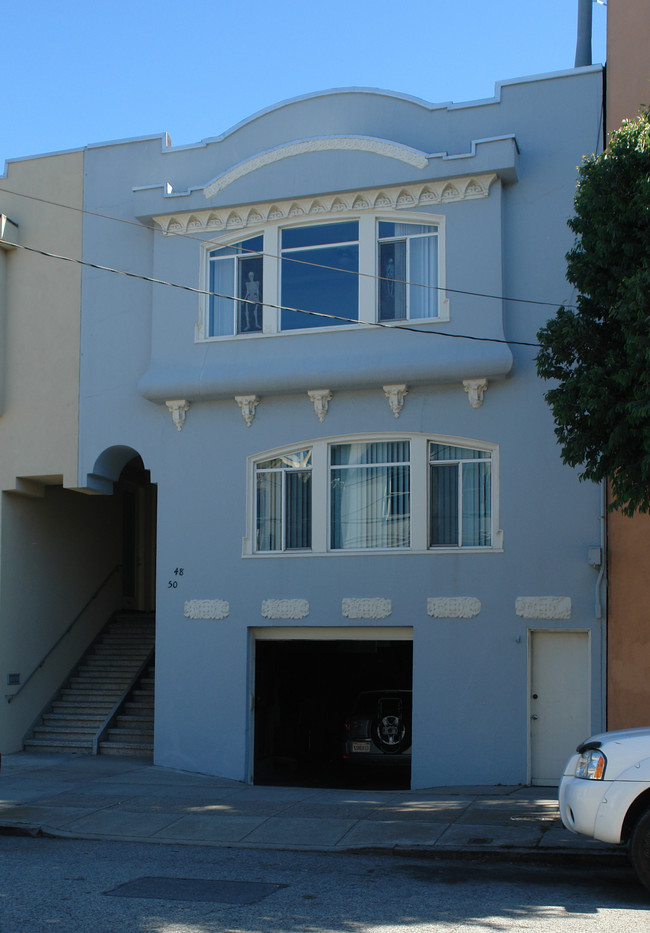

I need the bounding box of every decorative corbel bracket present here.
[308,389,333,422]
[463,378,488,409]
[235,394,259,427]
[383,384,408,418]
[165,399,190,431]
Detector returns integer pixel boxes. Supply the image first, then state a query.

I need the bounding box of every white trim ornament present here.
[184,599,230,620]
[463,379,488,409]
[165,399,190,431]
[383,384,408,418]
[308,389,333,422]
[204,136,429,197]
[154,174,497,236]
[235,394,259,427]
[261,599,310,620]
[427,597,481,619]
[342,598,392,620]
[515,597,572,620]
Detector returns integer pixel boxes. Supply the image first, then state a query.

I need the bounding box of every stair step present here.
[107,728,154,742]
[33,726,98,739]
[43,713,107,726]
[99,741,153,758]
[24,738,93,752]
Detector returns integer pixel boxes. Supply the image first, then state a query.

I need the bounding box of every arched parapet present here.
[86,446,143,494]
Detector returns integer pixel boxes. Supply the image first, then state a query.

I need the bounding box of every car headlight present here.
[575,749,607,780]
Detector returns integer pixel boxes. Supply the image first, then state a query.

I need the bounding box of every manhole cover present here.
[105,877,287,904]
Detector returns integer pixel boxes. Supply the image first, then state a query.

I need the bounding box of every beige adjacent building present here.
[0,152,122,752]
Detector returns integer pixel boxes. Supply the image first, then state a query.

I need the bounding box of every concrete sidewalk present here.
[0,752,623,861]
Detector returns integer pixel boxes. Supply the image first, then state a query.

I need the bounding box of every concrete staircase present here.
[24,613,155,759]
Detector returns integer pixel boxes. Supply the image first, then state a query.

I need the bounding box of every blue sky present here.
[2,0,606,169]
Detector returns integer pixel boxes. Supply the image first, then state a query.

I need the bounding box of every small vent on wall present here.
[7,673,20,686]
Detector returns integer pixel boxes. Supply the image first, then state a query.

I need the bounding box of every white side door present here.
[530,630,590,785]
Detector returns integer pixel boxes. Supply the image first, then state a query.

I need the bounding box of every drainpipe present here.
[0,214,19,415]
[595,480,608,730]
[575,0,593,67]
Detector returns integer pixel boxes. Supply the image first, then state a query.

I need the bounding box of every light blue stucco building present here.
[1,65,606,788]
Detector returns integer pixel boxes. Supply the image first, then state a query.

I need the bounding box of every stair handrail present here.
[93,646,155,754]
[5,564,121,703]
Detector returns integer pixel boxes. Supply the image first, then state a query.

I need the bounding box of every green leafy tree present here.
[536,109,650,515]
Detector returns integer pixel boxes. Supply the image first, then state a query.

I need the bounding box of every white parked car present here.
[559,727,650,891]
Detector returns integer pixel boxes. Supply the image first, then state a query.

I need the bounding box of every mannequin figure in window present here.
[241,271,262,332]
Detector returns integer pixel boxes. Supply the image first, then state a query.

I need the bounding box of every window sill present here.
[241,546,504,558]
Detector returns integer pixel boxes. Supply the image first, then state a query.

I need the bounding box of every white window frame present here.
[243,433,502,557]
[198,210,448,342]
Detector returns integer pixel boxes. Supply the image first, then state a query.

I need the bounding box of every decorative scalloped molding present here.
[308,389,332,422]
[427,597,481,619]
[204,137,429,198]
[515,597,572,620]
[155,174,496,236]
[342,598,392,620]
[261,599,310,620]
[184,599,230,620]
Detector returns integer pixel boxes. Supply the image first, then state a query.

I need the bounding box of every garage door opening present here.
[253,635,413,789]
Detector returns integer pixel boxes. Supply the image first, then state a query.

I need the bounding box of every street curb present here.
[0,820,628,866]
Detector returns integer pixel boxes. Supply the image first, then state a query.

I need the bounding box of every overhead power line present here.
[10,239,542,348]
[1,186,574,313]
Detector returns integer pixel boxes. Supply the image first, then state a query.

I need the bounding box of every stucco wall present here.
[74,70,604,786]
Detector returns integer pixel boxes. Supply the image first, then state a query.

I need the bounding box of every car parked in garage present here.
[343,689,412,763]
[559,727,650,891]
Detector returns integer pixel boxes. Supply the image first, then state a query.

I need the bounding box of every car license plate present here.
[352,742,371,752]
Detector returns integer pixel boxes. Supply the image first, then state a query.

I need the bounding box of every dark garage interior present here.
[253,638,413,789]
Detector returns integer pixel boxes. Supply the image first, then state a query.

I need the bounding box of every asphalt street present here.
[0,836,647,933]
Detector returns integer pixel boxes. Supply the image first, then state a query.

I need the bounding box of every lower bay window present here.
[250,435,499,555]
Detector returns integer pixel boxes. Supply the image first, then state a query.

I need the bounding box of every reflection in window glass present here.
[256,449,312,551]
[208,236,263,336]
[330,441,410,549]
[281,223,359,330]
[378,222,438,321]
[429,443,491,547]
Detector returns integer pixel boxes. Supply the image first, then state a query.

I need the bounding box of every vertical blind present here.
[330,441,410,549]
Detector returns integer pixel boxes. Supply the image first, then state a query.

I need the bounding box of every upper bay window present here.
[208,235,263,335]
[281,222,359,330]
[202,212,444,339]
[378,222,438,321]
[247,435,499,556]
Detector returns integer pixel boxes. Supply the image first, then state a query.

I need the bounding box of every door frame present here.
[527,627,591,785]
[247,626,414,784]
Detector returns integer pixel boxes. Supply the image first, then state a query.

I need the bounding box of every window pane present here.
[286,471,311,549]
[462,461,492,546]
[237,255,263,334]
[379,241,407,321]
[210,235,263,258]
[331,441,410,466]
[409,235,437,319]
[257,450,312,470]
[331,464,409,549]
[281,244,358,330]
[257,471,282,551]
[282,222,358,249]
[378,222,437,239]
[430,443,489,461]
[209,257,235,336]
[430,463,458,547]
